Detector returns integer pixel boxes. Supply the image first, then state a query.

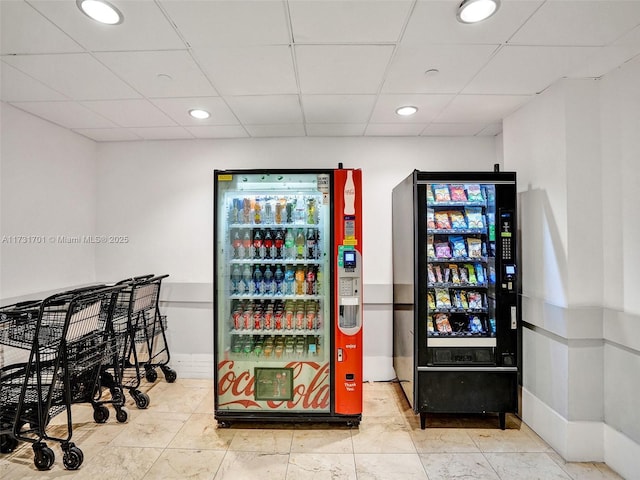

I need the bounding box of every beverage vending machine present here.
[213,168,363,427]
[392,170,520,429]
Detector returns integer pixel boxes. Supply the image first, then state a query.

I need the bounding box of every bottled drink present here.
[344,170,356,215]
[275,200,284,224]
[274,265,284,294]
[295,229,305,259]
[295,266,305,295]
[253,265,263,295]
[229,199,239,224]
[284,266,295,295]
[231,265,241,294]
[274,229,284,259]
[242,197,252,223]
[242,264,252,294]
[242,229,251,259]
[253,228,263,259]
[263,229,273,259]
[231,229,242,259]
[306,265,316,296]
[254,197,262,224]
[306,228,317,260]
[284,229,294,259]
[316,268,323,295]
[264,200,273,224]
[263,265,274,295]
[307,197,316,224]
[286,201,293,223]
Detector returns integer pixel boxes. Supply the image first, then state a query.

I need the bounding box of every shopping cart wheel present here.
[133,392,150,409]
[1,434,19,453]
[93,405,110,423]
[115,408,128,423]
[63,445,84,470]
[111,386,125,405]
[33,444,55,471]
[161,366,177,383]
[145,368,158,383]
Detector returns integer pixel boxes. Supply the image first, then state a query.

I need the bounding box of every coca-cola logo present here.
[344,188,355,195]
[217,360,330,410]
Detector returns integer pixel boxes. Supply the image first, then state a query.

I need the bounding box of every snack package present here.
[427,319,435,332]
[452,290,463,309]
[433,184,451,203]
[427,208,436,229]
[450,235,467,258]
[434,313,452,333]
[467,291,483,309]
[427,236,435,258]
[449,184,467,202]
[469,315,484,334]
[435,242,452,259]
[449,210,467,229]
[435,288,452,309]
[465,207,484,229]
[465,264,478,284]
[467,237,482,258]
[460,291,469,309]
[426,185,435,203]
[450,264,460,284]
[475,264,486,284]
[443,268,451,284]
[427,264,436,283]
[459,266,469,284]
[435,211,452,230]
[435,265,443,283]
[452,318,467,332]
[427,291,436,310]
[466,184,484,203]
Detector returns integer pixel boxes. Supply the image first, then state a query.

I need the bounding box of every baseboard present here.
[604,424,640,480]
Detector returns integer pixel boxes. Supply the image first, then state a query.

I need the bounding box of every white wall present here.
[0,103,97,299]
[93,136,498,380]
[503,59,640,478]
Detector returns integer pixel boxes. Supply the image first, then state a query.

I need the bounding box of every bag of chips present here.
[449,210,467,230]
[435,242,452,259]
[435,313,452,333]
[450,235,467,258]
[427,291,436,310]
[465,207,484,229]
[475,264,486,284]
[460,291,469,309]
[466,184,484,203]
[427,264,436,283]
[469,315,484,333]
[450,264,460,284]
[427,236,436,259]
[452,290,463,309]
[449,184,467,202]
[459,266,469,284]
[433,184,451,203]
[465,264,478,284]
[435,288,451,309]
[426,185,435,203]
[467,291,483,309]
[467,237,482,258]
[435,211,452,230]
[435,265,443,283]
[427,208,436,229]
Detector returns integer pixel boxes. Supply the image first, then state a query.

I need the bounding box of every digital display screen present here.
[505,265,516,275]
[344,250,356,268]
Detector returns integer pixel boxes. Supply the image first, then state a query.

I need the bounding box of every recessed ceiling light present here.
[424,69,440,78]
[396,106,418,117]
[77,0,123,25]
[189,109,211,120]
[157,73,173,81]
[457,0,499,24]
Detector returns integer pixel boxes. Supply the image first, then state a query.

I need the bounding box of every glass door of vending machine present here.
[214,171,332,422]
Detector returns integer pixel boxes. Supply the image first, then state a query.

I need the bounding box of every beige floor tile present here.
[168,413,235,450]
[287,453,357,480]
[351,420,416,454]
[142,448,226,480]
[141,383,210,413]
[290,428,353,454]
[410,428,480,453]
[355,453,429,480]
[468,428,554,453]
[484,452,572,479]
[547,452,625,479]
[109,411,189,448]
[214,451,289,480]
[227,429,293,454]
[419,452,500,479]
[194,389,215,414]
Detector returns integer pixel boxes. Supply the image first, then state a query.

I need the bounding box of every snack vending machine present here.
[392,170,520,429]
[214,168,362,427]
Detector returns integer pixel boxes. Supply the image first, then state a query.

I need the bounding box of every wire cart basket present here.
[0,286,121,470]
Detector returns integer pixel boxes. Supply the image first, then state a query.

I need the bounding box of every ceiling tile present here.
[421,123,486,136]
[9,101,117,129]
[1,61,68,102]
[434,95,530,124]
[365,123,426,136]
[29,0,185,51]
[225,95,303,124]
[245,124,306,137]
[150,97,239,126]
[289,0,412,43]
[509,0,640,46]
[72,128,142,142]
[159,0,289,46]
[95,50,217,98]
[306,124,367,136]
[369,94,454,124]
[194,46,296,96]
[402,0,543,45]
[81,99,177,127]
[129,127,195,140]
[382,45,500,94]
[296,45,394,94]
[2,53,141,100]
[302,95,376,124]
[0,1,82,54]
[185,125,249,139]
[463,45,601,95]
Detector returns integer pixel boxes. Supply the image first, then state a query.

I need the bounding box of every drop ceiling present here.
[2,0,640,142]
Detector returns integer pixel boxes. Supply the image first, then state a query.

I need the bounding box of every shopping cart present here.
[0,285,121,470]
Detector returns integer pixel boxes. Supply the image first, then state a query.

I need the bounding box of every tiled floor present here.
[0,379,624,479]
